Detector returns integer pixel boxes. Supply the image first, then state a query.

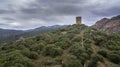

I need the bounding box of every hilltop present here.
[0,24,120,67]
[92,15,120,34]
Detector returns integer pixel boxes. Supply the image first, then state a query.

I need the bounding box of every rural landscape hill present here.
[0,0,120,67]
[92,15,120,33]
[0,24,120,67]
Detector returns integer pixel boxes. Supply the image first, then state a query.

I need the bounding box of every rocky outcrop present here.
[92,15,120,34]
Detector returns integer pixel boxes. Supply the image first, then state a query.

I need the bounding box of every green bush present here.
[107,53,120,64]
[70,44,85,54]
[21,49,39,59]
[42,57,56,66]
[88,61,97,67]
[69,44,89,63]
[30,43,45,53]
[98,50,107,57]
[11,63,24,67]
[29,51,39,59]
[62,55,83,67]
[0,51,34,67]
[92,54,104,62]
[42,45,63,57]
[55,40,71,49]
[72,36,81,42]
[84,44,93,57]
[88,54,104,67]
[106,40,120,50]
[93,36,105,46]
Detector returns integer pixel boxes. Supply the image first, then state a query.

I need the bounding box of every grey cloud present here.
[18,0,85,21]
[2,17,15,21]
[0,23,7,26]
[91,7,120,16]
[0,9,15,14]
[0,0,120,29]
[0,22,12,27]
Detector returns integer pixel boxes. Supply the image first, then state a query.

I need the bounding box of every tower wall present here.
[76,17,82,24]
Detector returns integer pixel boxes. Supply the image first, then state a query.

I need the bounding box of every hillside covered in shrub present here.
[0,24,120,67]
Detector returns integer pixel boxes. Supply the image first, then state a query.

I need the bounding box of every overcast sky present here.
[0,0,120,30]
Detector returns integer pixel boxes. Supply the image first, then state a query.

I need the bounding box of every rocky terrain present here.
[92,15,120,34]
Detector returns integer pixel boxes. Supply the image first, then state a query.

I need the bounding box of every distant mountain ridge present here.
[0,28,23,36]
[92,15,120,33]
[0,25,67,43]
[0,29,24,39]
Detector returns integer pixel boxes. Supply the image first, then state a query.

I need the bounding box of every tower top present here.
[76,16,82,24]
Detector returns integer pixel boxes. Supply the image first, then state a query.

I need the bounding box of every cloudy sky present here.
[0,0,120,30]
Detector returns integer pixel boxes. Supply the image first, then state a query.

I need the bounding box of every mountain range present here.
[0,25,66,43]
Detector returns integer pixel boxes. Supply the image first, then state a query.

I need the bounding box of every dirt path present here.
[33,56,43,67]
[84,60,89,67]
[91,44,97,54]
[34,59,41,67]
[97,61,106,67]
[104,58,120,67]
[90,35,106,67]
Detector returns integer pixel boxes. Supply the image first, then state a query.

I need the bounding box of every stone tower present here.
[76,16,82,24]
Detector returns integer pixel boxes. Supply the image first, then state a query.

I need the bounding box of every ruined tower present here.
[76,16,82,24]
